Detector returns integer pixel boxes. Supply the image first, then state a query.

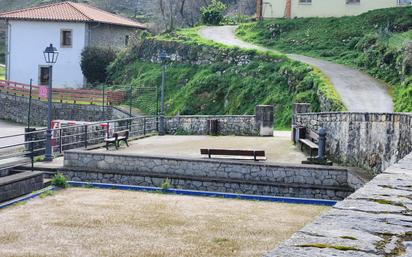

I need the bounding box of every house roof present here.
[0,1,146,29]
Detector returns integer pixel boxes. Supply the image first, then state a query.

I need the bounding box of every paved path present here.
[199,26,394,112]
[0,119,27,147]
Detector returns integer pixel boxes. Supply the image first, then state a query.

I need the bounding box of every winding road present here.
[199,26,394,112]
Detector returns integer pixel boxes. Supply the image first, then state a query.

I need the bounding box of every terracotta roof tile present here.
[0,1,146,29]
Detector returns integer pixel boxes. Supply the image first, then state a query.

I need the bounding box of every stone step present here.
[0,157,31,171]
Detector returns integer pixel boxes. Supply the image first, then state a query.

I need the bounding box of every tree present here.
[81,47,117,85]
[200,0,227,25]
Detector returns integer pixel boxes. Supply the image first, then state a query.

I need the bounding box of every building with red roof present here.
[0,1,146,88]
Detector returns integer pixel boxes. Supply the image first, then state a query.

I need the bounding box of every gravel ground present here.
[198,26,393,113]
[95,134,307,164]
[0,188,329,257]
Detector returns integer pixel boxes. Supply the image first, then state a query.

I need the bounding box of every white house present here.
[0,1,146,88]
[257,0,412,19]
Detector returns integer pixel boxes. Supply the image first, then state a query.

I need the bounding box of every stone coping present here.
[0,171,43,186]
[0,157,31,170]
[296,112,412,116]
[264,152,412,257]
[65,149,350,173]
[165,115,256,118]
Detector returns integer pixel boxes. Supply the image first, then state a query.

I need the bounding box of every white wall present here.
[263,0,410,18]
[7,21,86,88]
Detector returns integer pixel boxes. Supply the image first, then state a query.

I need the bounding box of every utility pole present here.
[256,0,263,20]
[158,51,170,136]
[27,79,33,129]
[43,44,59,162]
[284,0,292,19]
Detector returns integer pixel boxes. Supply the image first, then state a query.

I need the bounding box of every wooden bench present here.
[104,130,129,150]
[299,129,319,158]
[200,149,266,161]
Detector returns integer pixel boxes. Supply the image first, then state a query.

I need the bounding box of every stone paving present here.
[265,152,412,257]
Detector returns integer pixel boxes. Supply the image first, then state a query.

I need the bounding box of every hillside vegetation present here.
[107,28,344,128]
[237,7,412,111]
[0,65,4,79]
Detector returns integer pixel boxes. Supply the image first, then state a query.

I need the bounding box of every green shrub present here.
[81,47,117,85]
[223,15,251,25]
[51,173,68,188]
[161,179,170,190]
[200,0,226,25]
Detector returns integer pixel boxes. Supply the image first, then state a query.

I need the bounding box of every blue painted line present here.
[0,186,56,210]
[68,181,337,206]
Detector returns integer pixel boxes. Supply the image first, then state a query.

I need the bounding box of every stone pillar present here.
[292,103,311,126]
[317,127,327,160]
[255,105,274,137]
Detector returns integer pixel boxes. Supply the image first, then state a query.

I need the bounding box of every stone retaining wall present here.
[0,93,130,126]
[131,38,284,66]
[265,152,412,257]
[0,171,43,202]
[165,115,258,136]
[294,112,412,173]
[62,150,365,200]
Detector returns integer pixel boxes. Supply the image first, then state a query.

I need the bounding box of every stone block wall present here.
[89,24,139,49]
[294,112,412,173]
[0,171,43,202]
[0,93,130,126]
[130,38,285,66]
[164,115,258,136]
[62,150,364,200]
[265,152,412,257]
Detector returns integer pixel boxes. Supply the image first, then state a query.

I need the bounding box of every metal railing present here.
[0,116,159,170]
[0,80,125,105]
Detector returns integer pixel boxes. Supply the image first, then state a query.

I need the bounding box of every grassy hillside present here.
[107,28,344,128]
[0,65,4,79]
[237,7,412,111]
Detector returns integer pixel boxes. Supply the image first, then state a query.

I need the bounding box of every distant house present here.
[0,1,146,88]
[257,0,411,19]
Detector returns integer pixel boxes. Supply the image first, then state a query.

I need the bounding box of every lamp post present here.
[159,51,169,136]
[43,44,59,161]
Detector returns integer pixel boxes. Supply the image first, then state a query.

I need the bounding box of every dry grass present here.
[0,188,329,257]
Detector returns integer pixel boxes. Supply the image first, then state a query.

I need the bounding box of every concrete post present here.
[318,127,326,160]
[255,105,274,137]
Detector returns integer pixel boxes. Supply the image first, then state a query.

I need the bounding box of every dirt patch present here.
[0,188,328,257]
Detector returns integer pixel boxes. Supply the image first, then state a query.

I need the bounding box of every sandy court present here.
[0,188,328,257]
[96,134,307,164]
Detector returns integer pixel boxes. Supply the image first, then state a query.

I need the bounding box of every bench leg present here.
[115,141,119,150]
[125,140,129,147]
[105,142,109,150]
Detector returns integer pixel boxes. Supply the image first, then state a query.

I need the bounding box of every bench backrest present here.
[114,130,129,139]
[200,149,265,157]
[305,130,319,142]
